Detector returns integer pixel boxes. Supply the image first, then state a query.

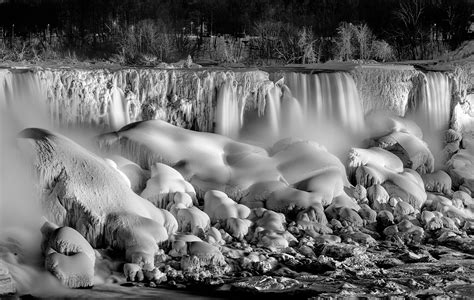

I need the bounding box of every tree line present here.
[0,0,472,63]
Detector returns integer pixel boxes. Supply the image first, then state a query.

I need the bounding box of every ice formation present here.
[19,128,178,269]
[98,120,351,209]
[140,163,196,208]
[2,62,474,296]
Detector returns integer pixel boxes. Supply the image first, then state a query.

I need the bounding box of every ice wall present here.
[351,66,419,116]
[0,66,460,142]
[0,68,270,133]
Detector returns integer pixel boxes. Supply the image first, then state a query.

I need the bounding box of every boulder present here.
[421,170,452,195]
[45,251,94,288]
[204,190,250,223]
[20,128,178,269]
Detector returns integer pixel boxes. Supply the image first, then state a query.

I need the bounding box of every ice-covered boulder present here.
[107,157,151,194]
[141,163,196,208]
[19,128,177,268]
[372,131,434,175]
[241,181,326,211]
[295,204,332,234]
[97,120,350,209]
[45,251,94,288]
[348,147,427,210]
[421,170,452,195]
[175,206,211,235]
[451,97,474,133]
[224,218,252,240]
[367,184,389,211]
[204,190,250,222]
[104,158,132,188]
[248,208,286,232]
[447,143,474,191]
[248,208,296,250]
[41,224,95,266]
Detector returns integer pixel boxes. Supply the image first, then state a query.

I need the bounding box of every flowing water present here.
[0,67,453,143]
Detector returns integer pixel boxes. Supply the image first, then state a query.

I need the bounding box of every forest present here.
[0,0,473,64]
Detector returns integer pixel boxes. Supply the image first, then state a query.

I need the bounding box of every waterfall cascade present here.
[0,68,270,133]
[408,72,452,132]
[285,72,365,132]
[0,66,461,143]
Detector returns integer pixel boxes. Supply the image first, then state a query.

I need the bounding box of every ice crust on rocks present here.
[98,120,350,211]
[41,224,95,288]
[20,128,178,269]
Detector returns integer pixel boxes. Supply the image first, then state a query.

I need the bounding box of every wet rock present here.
[255,229,290,250]
[452,198,464,209]
[249,208,286,232]
[358,204,377,223]
[296,204,329,229]
[206,227,225,245]
[341,228,377,246]
[187,241,227,267]
[367,184,389,210]
[313,234,342,244]
[330,219,343,232]
[444,129,462,144]
[232,275,303,292]
[144,267,167,283]
[421,170,452,195]
[353,184,368,203]
[442,216,458,230]
[124,263,144,282]
[318,243,366,261]
[224,218,252,240]
[398,219,425,244]
[377,210,395,229]
[338,207,364,227]
[453,190,474,207]
[463,220,474,234]
[298,245,316,258]
[394,201,415,222]
[420,210,436,227]
[383,219,425,244]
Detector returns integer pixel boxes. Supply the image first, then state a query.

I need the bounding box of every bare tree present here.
[394,0,427,59]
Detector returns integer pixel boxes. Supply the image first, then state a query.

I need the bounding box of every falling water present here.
[410,72,452,132]
[285,72,365,133]
[0,67,456,149]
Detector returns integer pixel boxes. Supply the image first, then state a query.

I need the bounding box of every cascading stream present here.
[284,72,365,133]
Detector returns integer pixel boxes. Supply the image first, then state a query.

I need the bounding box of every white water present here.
[407,72,452,134]
[285,72,365,132]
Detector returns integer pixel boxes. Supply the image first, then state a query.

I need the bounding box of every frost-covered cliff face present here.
[1,65,470,142]
[351,66,419,116]
[0,68,271,134]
